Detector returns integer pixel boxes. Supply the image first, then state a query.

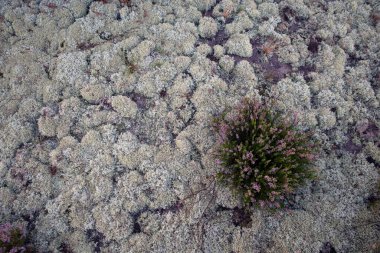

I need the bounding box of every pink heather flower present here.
[274,140,286,151]
[0,223,12,243]
[283,181,290,193]
[226,112,238,122]
[284,131,296,142]
[245,151,253,161]
[264,175,271,182]
[300,153,315,161]
[293,111,299,124]
[0,223,12,231]
[0,233,11,243]
[243,166,251,173]
[10,247,26,253]
[269,167,279,174]
[269,127,278,134]
[268,182,276,189]
[261,143,268,151]
[284,149,296,156]
[219,123,229,141]
[252,182,261,192]
[259,200,266,208]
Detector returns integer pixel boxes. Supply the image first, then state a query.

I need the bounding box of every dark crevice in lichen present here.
[58,242,74,253]
[200,28,229,48]
[125,91,151,111]
[201,0,223,17]
[320,242,337,253]
[366,156,379,168]
[231,207,252,228]
[85,229,105,253]
[153,200,184,215]
[307,37,322,54]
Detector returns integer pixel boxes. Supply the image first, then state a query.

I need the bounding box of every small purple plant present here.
[213,98,318,209]
[0,223,33,253]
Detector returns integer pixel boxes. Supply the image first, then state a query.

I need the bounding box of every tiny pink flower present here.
[284,148,296,156]
[252,182,261,192]
[246,151,253,160]
[0,233,11,243]
[305,153,315,161]
[243,166,251,173]
[0,223,12,243]
[219,123,229,140]
[293,111,299,124]
[10,247,26,253]
[269,167,279,174]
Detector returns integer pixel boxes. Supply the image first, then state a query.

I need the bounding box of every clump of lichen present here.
[213,98,317,209]
[0,223,33,253]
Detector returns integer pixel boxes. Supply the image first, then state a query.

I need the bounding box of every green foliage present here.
[213,98,318,209]
[0,223,34,253]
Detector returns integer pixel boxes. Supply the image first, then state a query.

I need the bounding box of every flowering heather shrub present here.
[0,223,32,253]
[213,98,317,209]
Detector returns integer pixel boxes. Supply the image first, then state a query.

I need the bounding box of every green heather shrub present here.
[213,98,318,209]
[0,223,33,253]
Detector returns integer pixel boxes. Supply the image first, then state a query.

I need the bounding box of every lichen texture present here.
[0,0,379,252]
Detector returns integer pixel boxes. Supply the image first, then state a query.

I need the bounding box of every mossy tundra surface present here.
[0,0,379,252]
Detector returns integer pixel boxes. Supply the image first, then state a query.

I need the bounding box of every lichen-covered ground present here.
[0,0,379,252]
